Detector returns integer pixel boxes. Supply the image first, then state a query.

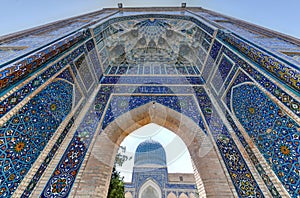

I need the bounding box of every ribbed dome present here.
[134,139,166,166]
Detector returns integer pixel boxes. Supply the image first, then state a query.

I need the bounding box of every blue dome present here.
[134,140,167,166]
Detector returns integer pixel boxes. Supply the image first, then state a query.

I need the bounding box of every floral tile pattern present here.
[0,80,73,197]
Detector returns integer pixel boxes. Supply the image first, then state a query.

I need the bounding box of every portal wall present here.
[0,7,298,198]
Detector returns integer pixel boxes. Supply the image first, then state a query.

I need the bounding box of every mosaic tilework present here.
[21,118,75,198]
[112,85,196,95]
[93,14,214,37]
[232,84,300,197]
[56,68,74,84]
[74,55,95,91]
[41,86,113,198]
[220,32,300,92]
[102,95,206,134]
[94,15,212,76]
[225,111,280,197]
[220,46,300,116]
[105,64,201,76]
[86,39,102,81]
[126,140,197,198]
[100,76,204,85]
[0,31,90,91]
[0,9,116,66]
[211,55,234,93]
[56,67,83,109]
[223,71,290,196]
[0,80,73,197]
[2,11,298,198]
[0,45,85,119]
[73,86,83,108]
[193,86,263,197]
[224,71,252,108]
[42,85,207,197]
[42,84,264,197]
[202,39,223,81]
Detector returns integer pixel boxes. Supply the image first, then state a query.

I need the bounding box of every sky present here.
[0,0,300,38]
[116,123,194,182]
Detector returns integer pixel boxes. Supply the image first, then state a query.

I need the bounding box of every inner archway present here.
[120,123,197,197]
[73,102,234,197]
[116,123,194,183]
[139,180,161,198]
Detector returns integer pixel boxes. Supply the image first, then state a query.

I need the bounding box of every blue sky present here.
[0,0,299,38]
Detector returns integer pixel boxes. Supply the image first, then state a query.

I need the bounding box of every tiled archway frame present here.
[38,82,269,197]
[73,102,232,197]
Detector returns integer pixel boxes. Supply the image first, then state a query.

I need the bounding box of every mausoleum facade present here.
[124,139,198,198]
[0,6,299,198]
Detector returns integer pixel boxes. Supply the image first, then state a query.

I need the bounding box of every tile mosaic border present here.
[218,31,300,93]
[0,45,86,121]
[40,84,264,197]
[0,31,91,92]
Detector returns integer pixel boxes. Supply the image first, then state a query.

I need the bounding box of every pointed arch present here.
[179,193,188,198]
[73,102,233,197]
[167,192,177,198]
[138,179,162,198]
[125,191,133,198]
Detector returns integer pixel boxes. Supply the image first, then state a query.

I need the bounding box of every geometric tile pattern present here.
[93,16,213,76]
[232,83,300,197]
[220,46,300,116]
[74,55,94,91]
[222,70,281,196]
[42,84,264,197]
[56,68,74,84]
[225,112,281,197]
[0,45,85,119]
[21,117,75,197]
[102,95,206,133]
[21,71,85,197]
[211,55,234,92]
[202,40,222,81]
[100,76,205,85]
[193,86,263,197]
[105,64,201,75]
[0,31,88,91]
[0,80,73,197]
[41,86,113,198]
[222,33,300,92]
[0,10,299,198]
[86,39,103,81]
[125,140,197,198]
